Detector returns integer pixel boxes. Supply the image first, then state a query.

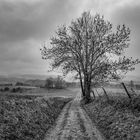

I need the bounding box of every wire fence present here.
[92,81,140,100]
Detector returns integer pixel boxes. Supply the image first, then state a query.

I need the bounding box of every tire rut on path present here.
[44,93,105,140]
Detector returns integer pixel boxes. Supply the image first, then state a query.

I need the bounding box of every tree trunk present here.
[79,72,85,97]
[84,76,91,102]
[79,78,85,97]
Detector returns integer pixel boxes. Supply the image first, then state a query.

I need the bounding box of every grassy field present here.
[0,87,79,140]
[1,84,140,140]
[83,88,140,140]
[0,94,72,140]
[0,87,80,97]
[93,87,140,97]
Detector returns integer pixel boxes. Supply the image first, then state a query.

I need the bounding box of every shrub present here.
[4,87,9,91]
[11,87,22,93]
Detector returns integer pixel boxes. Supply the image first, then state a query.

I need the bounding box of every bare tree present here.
[45,77,54,89]
[55,76,66,89]
[41,12,139,102]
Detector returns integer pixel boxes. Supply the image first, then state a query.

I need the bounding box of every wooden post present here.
[102,87,109,101]
[91,90,96,99]
[131,88,137,96]
[96,89,101,98]
[130,80,136,96]
[121,82,131,99]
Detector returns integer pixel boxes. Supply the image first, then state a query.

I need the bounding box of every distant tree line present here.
[0,87,22,93]
[15,82,30,86]
[0,83,12,87]
[45,76,66,89]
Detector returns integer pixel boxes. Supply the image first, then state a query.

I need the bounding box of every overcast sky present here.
[0,0,140,78]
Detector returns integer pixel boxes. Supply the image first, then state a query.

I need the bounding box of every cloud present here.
[110,2,140,57]
[109,1,140,76]
[0,0,140,77]
[0,0,86,74]
[0,0,84,43]
[0,40,48,74]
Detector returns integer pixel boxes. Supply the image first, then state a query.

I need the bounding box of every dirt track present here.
[44,92,104,140]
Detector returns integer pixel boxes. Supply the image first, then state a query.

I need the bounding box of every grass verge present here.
[82,95,140,140]
[0,94,72,140]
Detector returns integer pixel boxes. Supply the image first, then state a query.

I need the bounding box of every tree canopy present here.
[41,12,139,101]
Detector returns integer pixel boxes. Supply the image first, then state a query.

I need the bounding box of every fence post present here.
[131,87,136,96]
[102,87,109,101]
[95,89,101,98]
[121,82,131,99]
[130,80,136,96]
[91,90,96,99]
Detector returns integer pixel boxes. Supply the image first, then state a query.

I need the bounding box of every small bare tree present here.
[45,77,54,89]
[41,12,139,102]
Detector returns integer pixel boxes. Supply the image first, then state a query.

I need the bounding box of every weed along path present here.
[44,92,104,140]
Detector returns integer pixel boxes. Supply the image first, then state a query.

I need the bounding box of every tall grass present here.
[0,95,71,140]
[83,94,140,140]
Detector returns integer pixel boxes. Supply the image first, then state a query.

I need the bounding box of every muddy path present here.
[44,93,104,140]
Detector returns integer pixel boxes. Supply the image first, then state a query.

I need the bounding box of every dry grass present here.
[0,87,79,98]
[0,94,72,140]
[83,95,140,140]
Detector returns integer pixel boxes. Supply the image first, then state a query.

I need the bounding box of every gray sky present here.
[0,0,140,78]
